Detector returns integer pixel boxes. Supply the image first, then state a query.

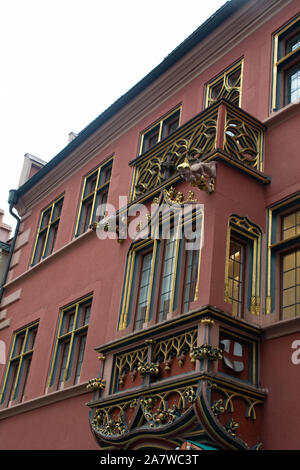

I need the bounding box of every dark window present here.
[75,159,113,236]
[48,297,92,390]
[0,322,38,407]
[31,196,64,265]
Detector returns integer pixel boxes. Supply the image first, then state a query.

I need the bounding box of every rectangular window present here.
[183,247,200,313]
[272,15,300,110]
[47,296,92,390]
[227,240,246,317]
[224,215,261,317]
[31,196,64,266]
[281,249,300,319]
[0,322,38,407]
[205,59,243,108]
[75,158,113,236]
[139,107,180,155]
[119,206,204,332]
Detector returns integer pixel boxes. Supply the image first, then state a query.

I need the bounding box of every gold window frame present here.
[205,59,244,109]
[118,202,203,330]
[138,106,182,156]
[224,215,261,316]
[47,294,93,389]
[0,321,39,405]
[74,157,114,237]
[30,194,64,266]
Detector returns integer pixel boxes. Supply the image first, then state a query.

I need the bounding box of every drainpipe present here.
[0,189,21,304]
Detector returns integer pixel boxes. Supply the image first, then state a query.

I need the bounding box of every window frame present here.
[75,157,113,237]
[0,321,39,408]
[30,195,64,266]
[118,205,203,332]
[47,295,92,391]
[204,58,244,109]
[271,14,300,111]
[224,215,261,317]
[139,107,181,155]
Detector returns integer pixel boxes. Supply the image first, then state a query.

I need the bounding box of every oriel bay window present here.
[139,107,181,155]
[75,158,113,236]
[47,295,92,391]
[0,322,38,407]
[31,195,64,266]
[118,208,202,331]
[272,14,300,110]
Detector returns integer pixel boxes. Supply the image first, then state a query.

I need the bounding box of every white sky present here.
[0,0,226,230]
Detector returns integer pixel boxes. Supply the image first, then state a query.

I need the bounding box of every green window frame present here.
[271,14,300,110]
[75,158,113,236]
[47,295,92,391]
[205,59,244,108]
[139,107,181,155]
[0,322,38,407]
[31,195,64,266]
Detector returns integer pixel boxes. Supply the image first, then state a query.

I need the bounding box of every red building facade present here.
[0,0,300,451]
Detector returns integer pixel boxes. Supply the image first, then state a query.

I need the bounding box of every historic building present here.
[0,0,300,451]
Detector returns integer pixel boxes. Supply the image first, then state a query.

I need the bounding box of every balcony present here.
[87,306,266,450]
[129,99,269,203]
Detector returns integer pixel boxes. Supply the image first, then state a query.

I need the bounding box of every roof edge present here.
[15,0,249,201]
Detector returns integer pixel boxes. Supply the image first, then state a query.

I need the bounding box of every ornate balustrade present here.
[87,307,266,450]
[129,99,268,202]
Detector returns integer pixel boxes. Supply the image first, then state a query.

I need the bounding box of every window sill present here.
[0,381,89,421]
[264,99,300,128]
[263,315,300,340]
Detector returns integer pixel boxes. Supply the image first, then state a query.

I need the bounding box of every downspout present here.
[0,189,20,304]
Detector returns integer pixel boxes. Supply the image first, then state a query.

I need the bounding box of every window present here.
[227,239,246,317]
[205,59,243,108]
[272,15,300,110]
[118,205,203,331]
[31,195,64,265]
[139,108,181,155]
[47,295,92,390]
[224,216,261,317]
[75,158,113,236]
[280,210,300,320]
[0,322,38,407]
[266,201,300,317]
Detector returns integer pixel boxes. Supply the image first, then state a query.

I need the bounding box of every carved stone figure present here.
[177,158,216,194]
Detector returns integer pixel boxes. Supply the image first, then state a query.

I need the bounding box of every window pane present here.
[135,251,153,329]
[74,335,87,384]
[282,249,300,319]
[228,240,245,316]
[159,238,176,321]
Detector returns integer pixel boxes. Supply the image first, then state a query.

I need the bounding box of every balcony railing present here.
[129,99,268,202]
[87,307,265,450]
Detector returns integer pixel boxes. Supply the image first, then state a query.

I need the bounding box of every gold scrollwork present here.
[132,111,218,200]
[137,361,160,377]
[190,344,223,362]
[153,330,197,370]
[86,378,106,392]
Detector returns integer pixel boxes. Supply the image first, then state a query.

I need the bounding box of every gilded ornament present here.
[137,361,160,377]
[86,378,106,392]
[190,344,222,362]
